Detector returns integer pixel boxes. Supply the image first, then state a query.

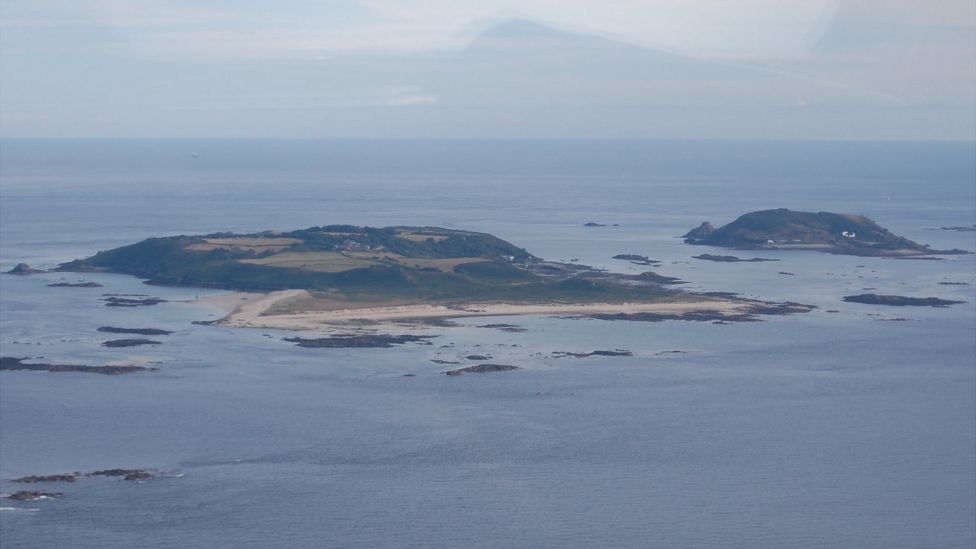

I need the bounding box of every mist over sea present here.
[1,140,974,548]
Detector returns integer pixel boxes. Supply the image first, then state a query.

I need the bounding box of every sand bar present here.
[211,290,748,331]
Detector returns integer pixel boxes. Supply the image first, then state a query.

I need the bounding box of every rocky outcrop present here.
[102,296,167,307]
[692,254,778,263]
[101,339,162,348]
[682,222,715,241]
[552,349,633,358]
[0,357,156,375]
[97,327,174,336]
[6,491,62,501]
[5,263,44,275]
[444,364,520,375]
[842,294,966,307]
[283,334,435,348]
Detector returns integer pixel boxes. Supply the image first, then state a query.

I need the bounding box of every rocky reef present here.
[1,357,156,375]
[47,281,103,288]
[842,294,966,307]
[101,339,162,348]
[283,334,436,348]
[692,254,778,263]
[444,364,520,375]
[98,327,174,336]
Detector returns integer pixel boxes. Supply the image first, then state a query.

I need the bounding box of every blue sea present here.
[1,140,974,548]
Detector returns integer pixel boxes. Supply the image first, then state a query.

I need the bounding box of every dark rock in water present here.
[938,281,970,286]
[476,323,527,333]
[612,254,661,266]
[98,327,174,336]
[464,354,491,361]
[430,359,461,365]
[682,222,715,241]
[931,225,976,232]
[102,296,167,307]
[584,222,608,227]
[47,281,103,288]
[5,263,44,275]
[7,491,62,501]
[552,349,633,358]
[101,339,162,348]
[701,291,740,299]
[693,254,778,263]
[1,356,156,375]
[589,301,813,323]
[284,334,435,348]
[13,474,78,483]
[444,364,520,376]
[88,469,154,481]
[842,294,965,307]
[779,271,796,276]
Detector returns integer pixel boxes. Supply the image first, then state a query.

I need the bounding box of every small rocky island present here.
[684,209,970,257]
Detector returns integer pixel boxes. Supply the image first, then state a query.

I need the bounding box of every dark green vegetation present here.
[57,225,681,303]
[684,209,970,256]
[843,294,966,307]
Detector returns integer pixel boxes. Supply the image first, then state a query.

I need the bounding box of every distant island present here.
[53,225,810,329]
[683,209,970,257]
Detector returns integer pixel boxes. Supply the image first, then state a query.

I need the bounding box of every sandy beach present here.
[206,289,751,331]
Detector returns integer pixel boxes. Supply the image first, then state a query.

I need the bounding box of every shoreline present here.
[207,290,773,332]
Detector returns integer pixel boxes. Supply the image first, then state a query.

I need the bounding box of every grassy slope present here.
[56,227,677,303]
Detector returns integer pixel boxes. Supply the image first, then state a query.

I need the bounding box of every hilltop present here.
[683,209,969,257]
[55,225,677,303]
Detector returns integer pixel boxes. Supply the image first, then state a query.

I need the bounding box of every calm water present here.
[1,140,974,548]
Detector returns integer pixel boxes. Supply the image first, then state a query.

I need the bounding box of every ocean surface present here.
[1,140,974,548]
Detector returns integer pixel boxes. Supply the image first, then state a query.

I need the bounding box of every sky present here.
[1,0,973,140]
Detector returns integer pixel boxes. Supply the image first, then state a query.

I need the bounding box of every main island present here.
[54,224,809,330]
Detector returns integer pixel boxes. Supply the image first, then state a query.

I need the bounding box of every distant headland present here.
[683,209,970,257]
